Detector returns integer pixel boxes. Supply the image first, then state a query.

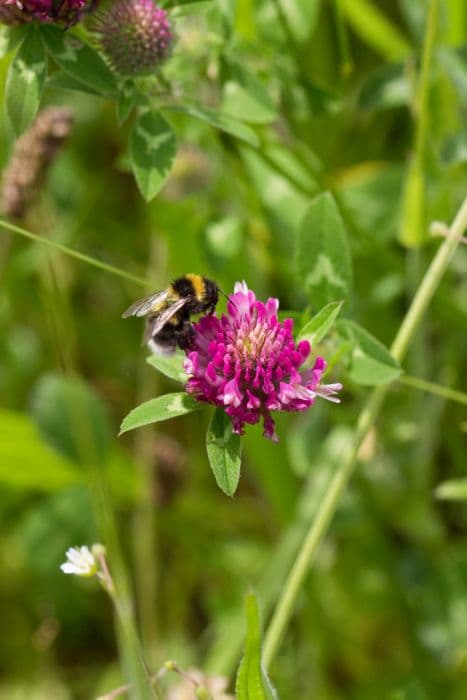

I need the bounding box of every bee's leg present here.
[177,323,195,351]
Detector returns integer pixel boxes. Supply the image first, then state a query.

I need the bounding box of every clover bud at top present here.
[93,0,173,77]
[60,545,98,577]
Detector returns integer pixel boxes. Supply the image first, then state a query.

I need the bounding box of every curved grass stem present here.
[0,217,147,286]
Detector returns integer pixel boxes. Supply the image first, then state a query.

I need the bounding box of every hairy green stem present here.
[397,375,467,406]
[263,194,467,668]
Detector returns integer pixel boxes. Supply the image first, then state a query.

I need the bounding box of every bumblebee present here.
[123,274,220,354]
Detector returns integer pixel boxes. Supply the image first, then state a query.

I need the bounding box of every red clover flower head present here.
[184,282,342,442]
[94,0,173,77]
[0,0,93,26]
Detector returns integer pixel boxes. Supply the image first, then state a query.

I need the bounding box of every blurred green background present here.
[1,0,467,698]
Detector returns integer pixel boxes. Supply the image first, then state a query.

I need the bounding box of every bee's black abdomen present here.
[133,274,220,355]
[146,309,194,355]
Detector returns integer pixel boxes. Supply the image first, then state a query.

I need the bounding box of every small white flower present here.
[60,545,98,577]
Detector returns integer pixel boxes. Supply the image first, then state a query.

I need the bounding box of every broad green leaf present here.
[166,103,260,148]
[146,351,187,383]
[47,69,100,95]
[340,0,411,60]
[31,373,112,465]
[0,25,27,59]
[120,393,201,434]
[0,409,80,491]
[240,147,312,238]
[264,142,320,192]
[296,191,353,308]
[222,63,277,125]
[435,479,467,501]
[6,27,47,135]
[236,593,278,699]
[206,409,242,496]
[297,301,344,346]
[336,320,401,385]
[275,0,321,45]
[40,25,117,96]
[130,110,177,201]
[358,62,411,110]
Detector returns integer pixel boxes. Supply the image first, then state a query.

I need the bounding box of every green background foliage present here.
[1,0,467,698]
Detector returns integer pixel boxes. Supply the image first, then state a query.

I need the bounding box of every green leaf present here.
[299,78,340,116]
[340,0,411,60]
[0,409,80,491]
[206,409,242,497]
[358,62,411,111]
[240,147,313,239]
[0,25,27,60]
[435,479,467,501]
[441,131,467,166]
[296,191,353,308]
[203,216,243,268]
[222,63,277,125]
[120,393,201,434]
[47,69,100,95]
[236,593,278,699]
[439,45,467,104]
[336,320,401,385]
[297,301,344,346]
[166,103,260,148]
[30,373,112,465]
[40,25,117,97]
[130,109,177,201]
[275,0,321,45]
[6,27,47,136]
[388,681,428,700]
[146,351,187,383]
[117,80,137,125]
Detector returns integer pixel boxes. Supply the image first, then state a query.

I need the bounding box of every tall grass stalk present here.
[263,194,467,668]
[131,233,168,661]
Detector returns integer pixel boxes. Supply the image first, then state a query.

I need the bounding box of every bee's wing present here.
[122,289,173,318]
[144,298,188,340]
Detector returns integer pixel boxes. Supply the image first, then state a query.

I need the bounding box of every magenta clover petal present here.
[184,281,342,442]
[0,0,93,26]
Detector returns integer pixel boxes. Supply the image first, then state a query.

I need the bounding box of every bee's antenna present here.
[219,288,238,310]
